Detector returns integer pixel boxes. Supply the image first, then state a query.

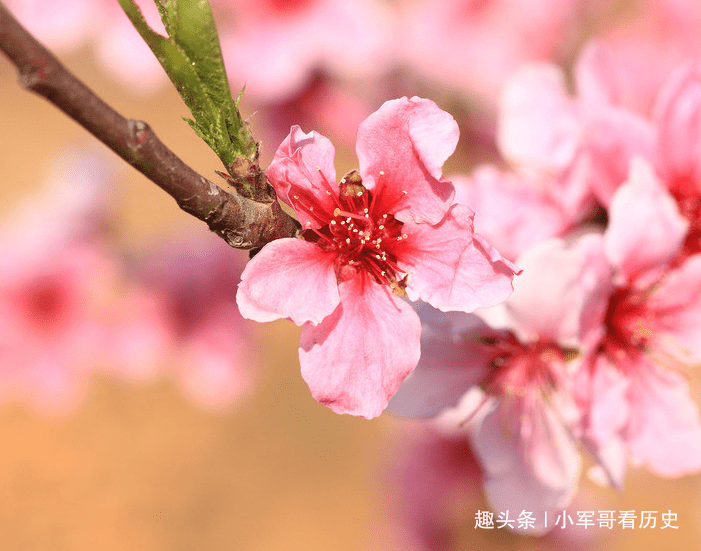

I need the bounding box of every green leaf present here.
[117,0,256,172]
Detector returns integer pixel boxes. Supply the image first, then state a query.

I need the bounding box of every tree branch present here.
[0,2,299,250]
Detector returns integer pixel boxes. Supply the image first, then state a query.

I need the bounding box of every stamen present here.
[333,207,370,224]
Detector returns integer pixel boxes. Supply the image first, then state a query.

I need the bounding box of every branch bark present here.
[0,2,299,250]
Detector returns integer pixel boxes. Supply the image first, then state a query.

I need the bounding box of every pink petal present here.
[583,108,656,207]
[498,64,581,174]
[299,275,421,419]
[470,398,581,535]
[495,234,612,347]
[401,205,519,313]
[653,62,701,189]
[585,356,631,450]
[387,307,494,419]
[452,168,571,262]
[356,97,458,225]
[626,361,701,477]
[574,40,620,108]
[604,157,688,285]
[648,254,701,366]
[236,238,340,326]
[573,41,655,206]
[266,125,339,228]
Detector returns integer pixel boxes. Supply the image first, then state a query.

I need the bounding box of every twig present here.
[0,3,299,250]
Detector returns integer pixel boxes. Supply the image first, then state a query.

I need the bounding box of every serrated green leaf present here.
[117,0,256,173]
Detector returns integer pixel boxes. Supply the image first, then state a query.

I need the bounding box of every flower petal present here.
[387,305,494,419]
[498,64,581,174]
[236,238,340,326]
[452,167,571,262]
[604,157,688,285]
[299,275,421,419]
[266,125,338,228]
[492,234,612,347]
[654,62,701,190]
[626,360,701,477]
[356,96,458,225]
[470,398,581,535]
[649,254,701,365]
[402,205,519,313]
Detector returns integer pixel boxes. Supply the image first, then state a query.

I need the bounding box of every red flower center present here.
[20,274,72,332]
[482,334,571,395]
[602,286,653,365]
[301,170,409,293]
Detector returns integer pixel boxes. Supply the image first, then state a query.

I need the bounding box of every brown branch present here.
[0,3,299,250]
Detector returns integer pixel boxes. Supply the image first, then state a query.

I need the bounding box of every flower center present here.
[482,334,571,396]
[20,274,72,332]
[301,170,408,293]
[602,286,652,365]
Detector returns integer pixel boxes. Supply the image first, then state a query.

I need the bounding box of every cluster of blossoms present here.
[0,147,259,414]
[6,0,701,544]
[385,40,701,540]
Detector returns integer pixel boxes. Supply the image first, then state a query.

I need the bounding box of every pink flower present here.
[0,148,122,414]
[598,0,701,116]
[581,157,701,482]
[385,427,482,551]
[452,166,572,262]
[5,0,166,94]
[107,233,259,412]
[237,97,519,419]
[397,0,589,104]
[652,61,701,256]
[213,0,393,102]
[498,41,656,211]
[389,235,612,533]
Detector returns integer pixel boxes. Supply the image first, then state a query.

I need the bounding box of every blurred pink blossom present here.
[396,0,588,104]
[386,428,482,551]
[237,97,518,419]
[598,0,701,116]
[579,158,701,483]
[0,149,122,414]
[107,234,259,412]
[5,0,167,94]
[451,166,572,262]
[213,0,393,102]
[497,41,655,212]
[390,235,612,532]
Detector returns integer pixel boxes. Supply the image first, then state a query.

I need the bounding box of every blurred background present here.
[1,0,701,549]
